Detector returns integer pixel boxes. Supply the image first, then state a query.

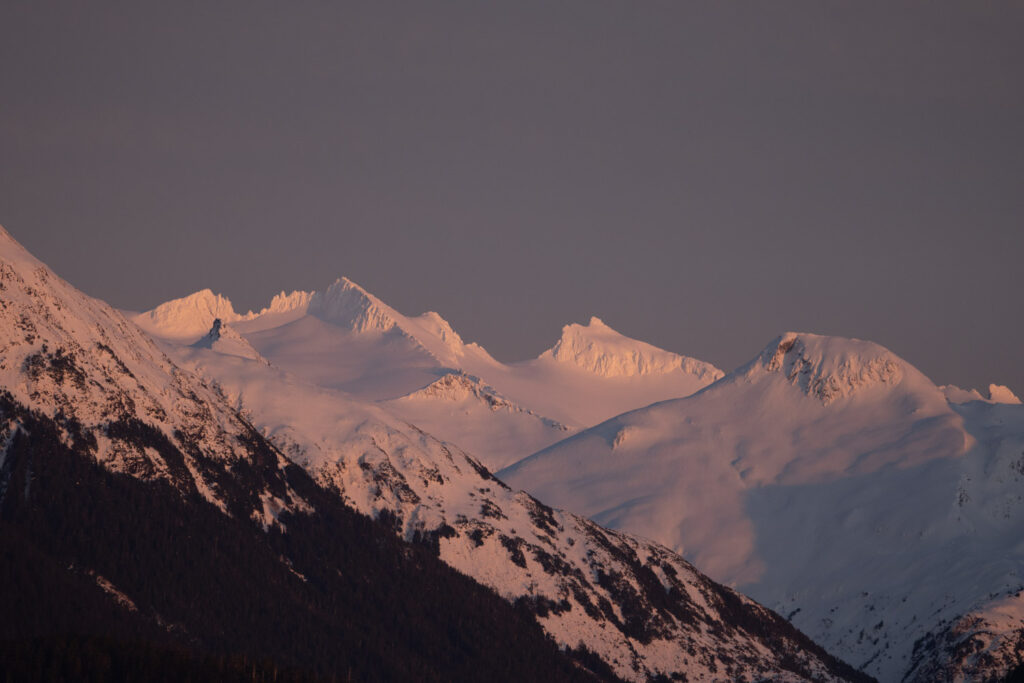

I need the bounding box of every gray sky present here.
[2,2,1021,395]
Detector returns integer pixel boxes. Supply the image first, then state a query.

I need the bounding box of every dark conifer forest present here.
[0,395,614,682]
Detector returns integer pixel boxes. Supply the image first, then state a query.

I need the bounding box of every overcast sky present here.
[2,2,1021,395]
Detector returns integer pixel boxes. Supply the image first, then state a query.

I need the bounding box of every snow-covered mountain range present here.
[11,218,1021,681]
[154,323,857,680]
[502,332,1024,681]
[0,225,867,681]
[135,281,722,469]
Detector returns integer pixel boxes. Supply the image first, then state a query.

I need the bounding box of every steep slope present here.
[0,231,310,521]
[0,225,615,682]
[502,332,1024,681]
[165,323,868,682]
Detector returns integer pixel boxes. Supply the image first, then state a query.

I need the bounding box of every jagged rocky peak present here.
[541,316,723,380]
[748,332,914,405]
[260,289,314,315]
[308,277,397,333]
[135,288,241,339]
[989,384,1022,405]
[306,278,474,365]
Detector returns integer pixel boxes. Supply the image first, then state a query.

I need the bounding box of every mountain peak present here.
[258,290,314,316]
[541,317,723,380]
[308,277,397,333]
[135,289,240,339]
[746,332,909,405]
[988,384,1021,405]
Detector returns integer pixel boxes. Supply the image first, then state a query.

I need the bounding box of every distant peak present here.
[398,372,569,429]
[308,277,396,332]
[941,383,1021,406]
[989,384,1022,405]
[135,289,240,339]
[255,290,314,316]
[750,332,906,405]
[542,317,723,380]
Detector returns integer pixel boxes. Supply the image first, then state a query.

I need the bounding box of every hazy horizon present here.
[2,2,1021,395]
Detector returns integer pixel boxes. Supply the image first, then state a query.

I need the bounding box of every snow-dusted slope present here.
[139,286,723,468]
[502,332,1024,681]
[160,320,864,682]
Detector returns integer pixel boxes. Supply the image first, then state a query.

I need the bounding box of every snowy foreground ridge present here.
[0,225,867,682]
